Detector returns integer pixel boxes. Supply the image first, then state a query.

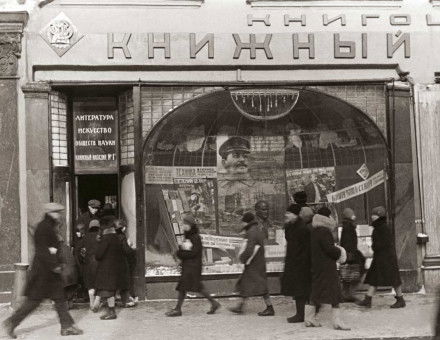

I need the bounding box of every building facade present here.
[2,0,440,300]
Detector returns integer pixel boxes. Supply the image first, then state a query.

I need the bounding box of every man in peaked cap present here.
[2,202,83,338]
[219,136,251,175]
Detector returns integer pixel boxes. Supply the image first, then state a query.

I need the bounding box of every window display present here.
[143,88,387,277]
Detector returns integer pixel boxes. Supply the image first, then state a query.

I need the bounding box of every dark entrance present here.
[76,174,119,217]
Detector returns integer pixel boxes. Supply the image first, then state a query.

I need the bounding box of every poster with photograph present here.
[217,135,286,231]
[286,167,336,204]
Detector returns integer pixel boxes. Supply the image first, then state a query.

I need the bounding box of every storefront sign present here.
[200,234,243,250]
[73,100,118,173]
[326,170,386,203]
[145,166,217,184]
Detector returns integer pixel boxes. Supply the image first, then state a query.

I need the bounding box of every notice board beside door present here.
[73,97,118,174]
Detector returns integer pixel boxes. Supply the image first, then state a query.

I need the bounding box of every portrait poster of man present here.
[216,135,286,234]
[286,167,336,204]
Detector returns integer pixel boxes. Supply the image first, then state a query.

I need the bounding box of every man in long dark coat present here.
[356,206,405,308]
[2,203,83,338]
[281,204,311,323]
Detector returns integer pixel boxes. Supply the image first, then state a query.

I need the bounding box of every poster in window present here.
[286,167,336,204]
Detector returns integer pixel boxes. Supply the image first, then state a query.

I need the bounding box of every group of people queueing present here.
[165,191,405,333]
[2,200,138,339]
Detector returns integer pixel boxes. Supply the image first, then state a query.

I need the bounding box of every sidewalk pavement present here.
[0,293,437,340]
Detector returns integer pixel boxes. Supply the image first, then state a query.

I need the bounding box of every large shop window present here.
[143,88,388,277]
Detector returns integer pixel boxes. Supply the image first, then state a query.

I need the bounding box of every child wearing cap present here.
[165,213,220,317]
[356,206,405,309]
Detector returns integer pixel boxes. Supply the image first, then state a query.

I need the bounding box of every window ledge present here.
[57,0,204,7]
[247,0,402,8]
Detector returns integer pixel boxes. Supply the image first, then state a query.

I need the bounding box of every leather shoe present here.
[165,309,182,317]
[60,325,84,336]
[257,305,275,316]
[228,306,243,314]
[287,314,304,323]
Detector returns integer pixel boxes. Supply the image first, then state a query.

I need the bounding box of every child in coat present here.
[165,213,220,317]
[93,215,127,320]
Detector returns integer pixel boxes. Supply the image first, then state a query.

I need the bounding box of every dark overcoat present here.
[176,227,203,293]
[25,214,65,300]
[117,231,135,291]
[83,228,100,289]
[281,217,311,298]
[94,229,128,292]
[236,221,268,297]
[364,217,402,287]
[340,218,365,267]
[310,214,342,306]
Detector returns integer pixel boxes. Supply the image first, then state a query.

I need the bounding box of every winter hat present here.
[299,207,314,222]
[88,219,100,230]
[293,191,307,205]
[317,206,332,217]
[182,213,196,226]
[241,211,255,223]
[43,202,65,213]
[372,206,386,218]
[286,203,301,215]
[88,199,101,209]
[100,215,116,230]
[343,208,355,219]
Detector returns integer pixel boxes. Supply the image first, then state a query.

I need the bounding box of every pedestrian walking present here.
[339,208,365,302]
[308,208,350,331]
[165,213,220,316]
[2,203,83,338]
[93,215,128,320]
[281,204,312,323]
[115,219,138,308]
[356,206,406,309]
[83,219,101,310]
[229,212,275,316]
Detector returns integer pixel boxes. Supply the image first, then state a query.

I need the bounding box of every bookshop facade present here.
[15,0,440,298]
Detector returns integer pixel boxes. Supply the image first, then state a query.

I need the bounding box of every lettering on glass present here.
[390,14,411,26]
[361,14,380,26]
[232,34,273,59]
[426,14,440,26]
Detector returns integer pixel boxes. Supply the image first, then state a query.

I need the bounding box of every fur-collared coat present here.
[310,214,342,306]
[364,217,402,287]
[281,217,311,298]
[236,221,268,297]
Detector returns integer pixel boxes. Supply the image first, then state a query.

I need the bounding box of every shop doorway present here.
[76,174,119,217]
